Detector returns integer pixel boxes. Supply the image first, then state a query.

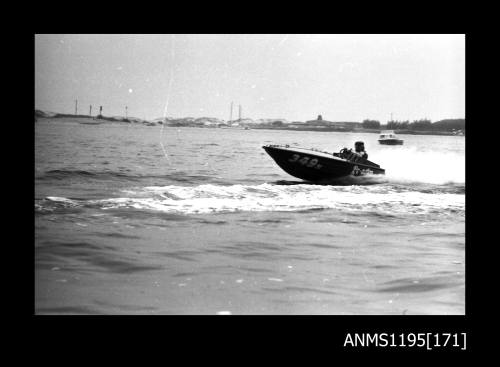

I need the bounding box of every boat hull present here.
[378,139,403,145]
[263,145,385,182]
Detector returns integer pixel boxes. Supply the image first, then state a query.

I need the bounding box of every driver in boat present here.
[354,141,368,159]
[340,141,368,161]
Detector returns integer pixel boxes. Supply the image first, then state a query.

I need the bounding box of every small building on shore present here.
[305,115,359,130]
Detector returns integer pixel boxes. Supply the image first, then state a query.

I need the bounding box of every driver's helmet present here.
[354,141,365,152]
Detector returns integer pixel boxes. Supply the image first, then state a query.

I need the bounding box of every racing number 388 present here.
[288,154,322,169]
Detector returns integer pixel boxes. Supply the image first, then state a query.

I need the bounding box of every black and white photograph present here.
[34,34,465,315]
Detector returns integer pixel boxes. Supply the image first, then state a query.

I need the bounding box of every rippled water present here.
[35,118,465,314]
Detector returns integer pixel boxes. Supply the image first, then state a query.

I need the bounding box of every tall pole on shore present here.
[75,99,78,115]
[89,105,92,116]
[229,101,233,122]
[238,105,242,120]
[390,112,393,122]
[125,106,128,119]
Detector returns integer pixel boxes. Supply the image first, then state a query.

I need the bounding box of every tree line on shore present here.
[361,118,465,132]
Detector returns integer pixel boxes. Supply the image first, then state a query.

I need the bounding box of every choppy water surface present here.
[35,119,465,314]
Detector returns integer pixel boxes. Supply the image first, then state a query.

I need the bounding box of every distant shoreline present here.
[247,125,461,136]
[35,113,465,137]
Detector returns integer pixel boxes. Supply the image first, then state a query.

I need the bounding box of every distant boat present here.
[378,130,403,145]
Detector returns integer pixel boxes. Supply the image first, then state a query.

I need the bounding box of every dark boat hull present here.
[378,139,403,145]
[263,145,385,182]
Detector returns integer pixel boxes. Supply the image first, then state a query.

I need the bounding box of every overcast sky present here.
[35,34,465,122]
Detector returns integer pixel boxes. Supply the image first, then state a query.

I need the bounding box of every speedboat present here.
[378,130,403,145]
[263,144,385,182]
